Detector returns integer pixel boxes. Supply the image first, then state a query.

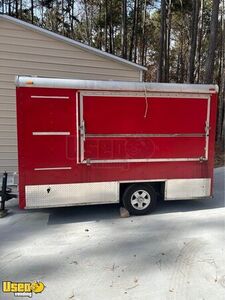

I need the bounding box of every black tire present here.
[122,183,157,215]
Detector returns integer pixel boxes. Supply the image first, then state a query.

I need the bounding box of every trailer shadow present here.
[47,167,224,225]
[47,203,120,225]
[46,195,224,226]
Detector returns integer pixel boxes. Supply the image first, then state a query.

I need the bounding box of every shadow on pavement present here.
[47,203,120,225]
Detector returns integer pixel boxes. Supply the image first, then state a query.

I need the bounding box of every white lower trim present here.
[25,178,212,209]
[165,178,211,200]
[25,181,119,208]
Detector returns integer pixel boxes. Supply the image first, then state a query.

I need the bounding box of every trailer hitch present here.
[0,172,17,218]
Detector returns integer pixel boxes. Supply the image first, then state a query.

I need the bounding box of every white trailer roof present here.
[16,76,219,94]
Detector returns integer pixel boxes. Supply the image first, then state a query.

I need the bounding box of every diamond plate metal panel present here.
[165,178,211,200]
[25,181,119,208]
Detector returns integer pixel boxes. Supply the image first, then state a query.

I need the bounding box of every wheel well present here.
[119,181,165,203]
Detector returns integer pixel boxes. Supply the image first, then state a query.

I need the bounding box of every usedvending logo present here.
[2,281,45,298]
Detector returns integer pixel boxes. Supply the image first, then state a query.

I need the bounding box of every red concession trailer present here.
[15,76,218,215]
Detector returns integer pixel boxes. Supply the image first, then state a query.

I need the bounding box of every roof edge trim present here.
[15,76,219,94]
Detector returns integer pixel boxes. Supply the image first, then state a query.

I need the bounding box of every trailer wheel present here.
[122,184,157,215]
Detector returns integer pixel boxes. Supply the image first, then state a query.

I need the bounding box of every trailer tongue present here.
[15,76,218,214]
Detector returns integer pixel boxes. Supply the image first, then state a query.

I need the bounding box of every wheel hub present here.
[137,197,144,203]
[131,190,151,210]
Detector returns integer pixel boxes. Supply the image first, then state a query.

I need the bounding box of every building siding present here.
[0,18,142,173]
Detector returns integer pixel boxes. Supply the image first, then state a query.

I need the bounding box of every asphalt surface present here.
[0,167,224,300]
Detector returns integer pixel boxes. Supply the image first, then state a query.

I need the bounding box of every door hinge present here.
[79,120,86,141]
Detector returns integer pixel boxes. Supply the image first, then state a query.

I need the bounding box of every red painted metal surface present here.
[84,137,206,159]
[84,96,208,134]
[16,87,217,209]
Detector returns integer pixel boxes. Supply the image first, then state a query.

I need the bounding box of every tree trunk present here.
[176,53,180,82]
[41,0,44,25]
[196,0,204,83]
[121,0,128,59]
[129,0,138,61]
[90,2,95,46]
[180,37,185,83]
[109,0,113,53]
[105,0,108,52]
[204,0,220,83]
[62,0,64,35]
[141,0,147,65]
[133,0,139,63]
[8,0,11,15]
[71,0,74,35]
[165,0,171,82]
[158,0,166,82]
[84,0,90,45]
[98,0,103,50]
[19,0,22,18]
[188,0,200,83]
[15,0,19,17]
[31,0,34,23]
[217,0,225,141]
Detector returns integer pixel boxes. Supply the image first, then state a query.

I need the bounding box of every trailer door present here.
[78,92,210,164]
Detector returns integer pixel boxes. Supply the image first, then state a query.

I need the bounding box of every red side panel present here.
[85,137,206,159]
[83,96,208,161]
[16,87,76,208]
[84,96,207,134]
[16,87,217,209]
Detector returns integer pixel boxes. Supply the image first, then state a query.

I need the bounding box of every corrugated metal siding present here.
[0,18,141,173]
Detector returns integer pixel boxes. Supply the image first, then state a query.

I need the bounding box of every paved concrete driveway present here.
[0,167,224,300]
